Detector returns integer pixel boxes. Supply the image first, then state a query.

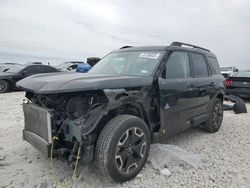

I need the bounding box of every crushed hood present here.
[16,72,154,94]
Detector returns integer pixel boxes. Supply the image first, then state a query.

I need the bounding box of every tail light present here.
[225,79,233,86]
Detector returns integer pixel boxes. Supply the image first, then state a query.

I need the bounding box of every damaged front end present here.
[22,86,157,166]
[23,90,110,166]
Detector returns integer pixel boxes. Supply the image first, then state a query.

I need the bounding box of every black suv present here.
[17,42,225,182]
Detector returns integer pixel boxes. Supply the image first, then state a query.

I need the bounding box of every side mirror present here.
[235,68,239,72]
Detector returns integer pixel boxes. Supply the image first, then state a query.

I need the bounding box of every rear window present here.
[190,53,208,77]
[207,56,220,75]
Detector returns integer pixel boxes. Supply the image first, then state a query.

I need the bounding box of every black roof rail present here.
[119,46,133,49]
[170,41,210,52]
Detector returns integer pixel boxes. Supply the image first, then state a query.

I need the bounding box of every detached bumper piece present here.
[23,103,53,157]
[224,95,247,114]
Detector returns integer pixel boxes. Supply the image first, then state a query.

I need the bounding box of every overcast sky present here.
[0,0,249,68]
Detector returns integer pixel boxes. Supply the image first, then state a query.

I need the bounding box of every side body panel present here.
[157,50,200,139]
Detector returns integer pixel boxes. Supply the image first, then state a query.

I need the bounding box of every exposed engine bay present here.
[23,87,159,166]
[24,90,107,165]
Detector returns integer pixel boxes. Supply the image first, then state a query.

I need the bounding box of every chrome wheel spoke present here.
[115,149,127,170]
[130,128,143,145]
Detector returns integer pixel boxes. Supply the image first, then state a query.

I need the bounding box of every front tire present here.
[203,98,223,133]
[95,115,151,182]
[0,80,9,93]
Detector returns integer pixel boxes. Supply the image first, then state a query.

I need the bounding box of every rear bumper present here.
[23,130,51,157]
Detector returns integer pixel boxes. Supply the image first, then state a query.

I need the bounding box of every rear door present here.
[189,52,216,115]
[158,51,199,135]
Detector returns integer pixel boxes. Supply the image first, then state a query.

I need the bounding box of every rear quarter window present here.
[207,56,220,75]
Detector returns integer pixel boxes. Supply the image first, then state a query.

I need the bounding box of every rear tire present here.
[203,98,223,133]
[95,115,150,182]
[0,80,9,93]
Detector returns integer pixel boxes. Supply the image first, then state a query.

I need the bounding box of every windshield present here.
[5,66,26,73]
[89,51,164,76]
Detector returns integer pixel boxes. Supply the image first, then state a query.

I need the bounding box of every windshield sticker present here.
[141,70,148,74]
[114,57,124,61]
[139,52,160,59]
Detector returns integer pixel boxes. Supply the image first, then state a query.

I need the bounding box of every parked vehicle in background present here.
[0,63,21,72]
[76,58,101,73]
[56,61,84,71]
[220,66,238,78]
[17,42,225,182]
[0,64,60,93]
[225,70,250,98]
[76,63,91,73]
[57,58,101,72]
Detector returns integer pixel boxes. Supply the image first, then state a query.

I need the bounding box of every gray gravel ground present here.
[0,92,250,188]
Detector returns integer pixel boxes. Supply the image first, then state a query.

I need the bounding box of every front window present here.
[165,51,190,79]
[89,51,165,76]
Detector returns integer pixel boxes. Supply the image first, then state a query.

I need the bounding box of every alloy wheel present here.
[0,80,8,93]
[212,103,223,128]
[115,127,146,174]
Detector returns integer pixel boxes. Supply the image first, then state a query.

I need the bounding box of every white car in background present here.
[56,61,84,72]
[220,66,238,78]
